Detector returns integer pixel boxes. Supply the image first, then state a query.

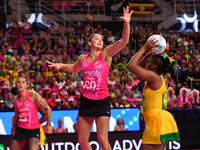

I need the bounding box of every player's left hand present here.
[120,6,133,23]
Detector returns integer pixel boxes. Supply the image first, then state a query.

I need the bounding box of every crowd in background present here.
[0,15,200,117]
[40,0,152,15]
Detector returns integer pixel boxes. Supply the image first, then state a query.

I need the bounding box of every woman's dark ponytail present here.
[86,14,94,41]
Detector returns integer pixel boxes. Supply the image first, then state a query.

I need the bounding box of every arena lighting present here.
[176,11,198,32]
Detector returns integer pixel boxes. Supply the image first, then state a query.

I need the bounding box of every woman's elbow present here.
[127,64,136,73]
[127,64,133,70]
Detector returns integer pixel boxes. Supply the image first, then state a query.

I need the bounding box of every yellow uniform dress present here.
[39,125,47,145]
[142,76,179,144]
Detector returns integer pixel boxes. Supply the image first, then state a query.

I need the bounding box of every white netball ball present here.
[147,34,166,55]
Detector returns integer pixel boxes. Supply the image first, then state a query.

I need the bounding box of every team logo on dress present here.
[24,101,29,108]
[94,61,101,69]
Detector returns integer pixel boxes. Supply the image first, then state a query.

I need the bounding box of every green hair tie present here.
[160,54,168,60]
[160,53,175,63]
[31,84,35,91]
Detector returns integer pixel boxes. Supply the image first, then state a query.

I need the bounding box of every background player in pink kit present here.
[47,6,133,150]
[10,77,52,150]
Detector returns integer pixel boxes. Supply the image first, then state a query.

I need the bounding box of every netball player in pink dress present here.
[10,77,52,150]
[47,6,133,150]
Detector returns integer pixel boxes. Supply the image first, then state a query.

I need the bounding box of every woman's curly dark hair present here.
[151,54,171,75]
[132,54,171,91]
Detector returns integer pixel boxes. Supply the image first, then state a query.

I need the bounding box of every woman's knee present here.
[78,136,89,145]
[97,135,109,146]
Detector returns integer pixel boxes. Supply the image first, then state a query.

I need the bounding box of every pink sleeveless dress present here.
[16,90,40,129]
[81,51,110,100]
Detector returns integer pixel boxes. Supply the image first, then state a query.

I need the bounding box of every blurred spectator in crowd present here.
[16,33,24,47]
[62,91,69,107]
[75,70,83,82]
[48,23,57,35]
[49,76,59,94]
[95,23,102,34]
[133,86,142,99]
[119,96,132,108]
[19,17,32,36]
[74,92,81,107]
[66,24,74,33]
[4,92,14,110]
[135,22,142,31]
[166,73,174,86]
[114,78,121,91]
[0,85,9,100]
[9,34,17,49]
[52,98,65,110]
[114,117,128,131]
[5,76,16,92]
[67,33,75,45]
[0,69,10,82]
[2,37,12,53]
[135,99,143,114]
[189,66,200,90]
[184,62,194,81]
[66,96,78,109]
[10,17,19,36]
[48,92,57,109]
[108,74,116,88]
[112,57,119,70]
[126,89,137,107]
[132,74,140,85]
[0,32,4,45]
[21,39,30,51]
[177,87,191,107]
[0,99,8,111]
[125,76,135,90]
[102,28,108,40]
[29,70,36,83]
[67,85,76,97]
[78,33,86,44]
[57,23,66,35]
[115,89,121,103]
[57,86,64,99]
[70,74,77,87]
[59,33,68,47]
[121,57,128,70]
[75,81,82,93]
[0,79,4,87]
[107,31,115,44]
[108,84,115,96]
[120,86,128,98]
[183,81,191,95]
[56,75,66,87]
[65,79,72,90]
[41,86,51,101]
[76,22,83,35]
[189,89,200,108]
[54,119,68,133]
[167,87,177,107]
[110,94,119,108]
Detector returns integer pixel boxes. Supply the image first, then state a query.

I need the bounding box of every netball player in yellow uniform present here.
[127,38,179,150]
